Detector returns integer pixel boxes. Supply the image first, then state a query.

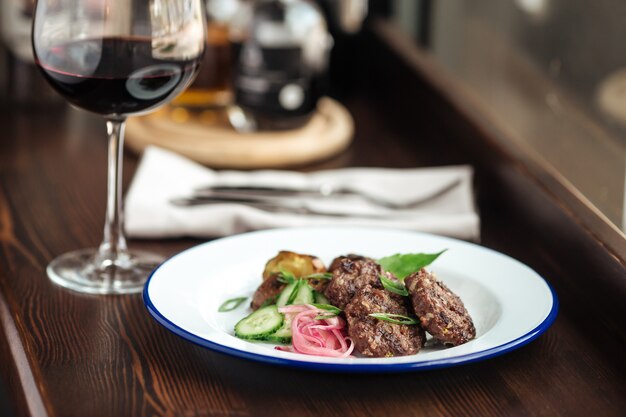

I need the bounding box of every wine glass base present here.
[47,249,164,295]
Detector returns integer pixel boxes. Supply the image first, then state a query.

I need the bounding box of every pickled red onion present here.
[276,305,354,358]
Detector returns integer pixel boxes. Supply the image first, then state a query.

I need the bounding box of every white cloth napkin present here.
[125,147,480,240]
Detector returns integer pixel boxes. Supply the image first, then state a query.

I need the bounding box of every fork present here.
[190,178,462,210]
[170,195,399,218]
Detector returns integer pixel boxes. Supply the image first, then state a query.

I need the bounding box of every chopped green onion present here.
[379,274,409,296]
[218,297,248,312]
[310,304,342,315]
[286,279,304,304]
[369,313,419,325]
[302,272,333,280]
[314,314,338,320]
[277,269,297,284]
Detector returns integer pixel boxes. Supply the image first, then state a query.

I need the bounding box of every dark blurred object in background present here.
[316,0,368,98]
[229,0,334,130]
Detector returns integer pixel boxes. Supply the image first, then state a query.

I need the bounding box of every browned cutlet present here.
[344,285,425,357]
[307,277,328,294]
[328,254,374,272]
[405,269,475,346]
[323,258,383,309]
[250,274,285,310]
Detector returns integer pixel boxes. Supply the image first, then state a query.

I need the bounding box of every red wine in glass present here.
[32,0,206,294]
[37,37,202,115]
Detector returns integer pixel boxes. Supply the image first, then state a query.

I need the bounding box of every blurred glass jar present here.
[229,0,333,130]
[170,0,240,112]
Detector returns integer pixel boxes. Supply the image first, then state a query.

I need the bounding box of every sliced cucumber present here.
[313,290,330,305]
[234,305,283,340]
[292,282,314,305]
[276,282,297,307]
[266,314,293,344]
[276,279,316,309]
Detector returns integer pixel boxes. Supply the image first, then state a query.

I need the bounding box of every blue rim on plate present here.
[142,227,559,373]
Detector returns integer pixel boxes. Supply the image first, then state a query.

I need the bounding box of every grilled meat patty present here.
[328,254,374,272]
[306,276,329,294]
[323,258,383,309]
[405,268,475,346]
[251,274,285,310]
[344,285,425,357]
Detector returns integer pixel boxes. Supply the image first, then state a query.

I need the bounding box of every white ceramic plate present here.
[144,226,558,372]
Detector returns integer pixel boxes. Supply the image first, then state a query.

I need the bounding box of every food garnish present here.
[377,250,447,280]
[310,303,342,316]
[368,313,420,325]
[277,270,332,284]
[310,303,342,320]
[276,305,354,358]
[227,249,475,358]
[276,279,314,307]
[277,268,297,284]
[234,305,284,339]
[302,272,333,280]
[378,274,409,296]
[218,297,248,312]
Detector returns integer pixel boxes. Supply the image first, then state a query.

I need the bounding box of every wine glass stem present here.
[97,117,129,266]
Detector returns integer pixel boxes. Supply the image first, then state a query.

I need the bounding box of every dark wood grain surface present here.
[1,25,625,417]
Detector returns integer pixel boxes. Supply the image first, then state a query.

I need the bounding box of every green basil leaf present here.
[378,250,447,280]
[218,297,248,312]
[368,313,419,325]
[379,274,409,296]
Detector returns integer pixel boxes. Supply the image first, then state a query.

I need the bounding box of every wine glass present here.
[33,0,206,294]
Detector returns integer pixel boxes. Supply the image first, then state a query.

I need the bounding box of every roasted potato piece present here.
[262,251,326,281]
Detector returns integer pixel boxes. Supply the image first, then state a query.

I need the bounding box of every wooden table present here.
[1,24,625,417]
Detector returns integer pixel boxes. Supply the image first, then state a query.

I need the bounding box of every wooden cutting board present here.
[125,97,354,168]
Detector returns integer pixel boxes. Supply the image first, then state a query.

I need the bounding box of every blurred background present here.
[1,0,625,412]
[4,0,623,230]
[385,0,626,232]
